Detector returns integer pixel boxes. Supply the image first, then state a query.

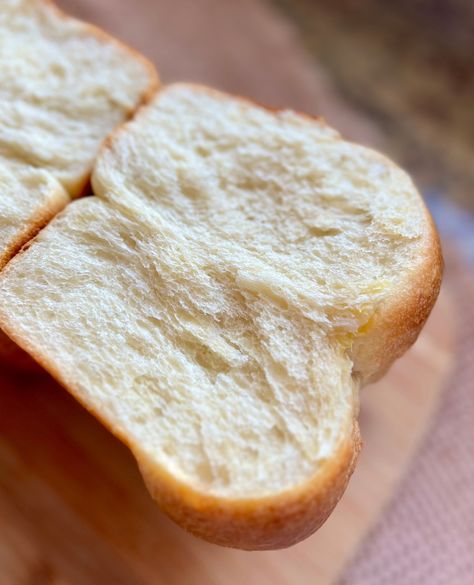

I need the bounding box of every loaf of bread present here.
[0,84,442,549]
[0,0,157,268]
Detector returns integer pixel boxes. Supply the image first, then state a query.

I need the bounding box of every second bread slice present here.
[0,0,158,268]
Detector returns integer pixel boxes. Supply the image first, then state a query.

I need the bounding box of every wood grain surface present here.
[0,0,455,583]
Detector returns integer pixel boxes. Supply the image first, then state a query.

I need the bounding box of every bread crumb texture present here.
[0,85,440,547]
[0,0,156,266]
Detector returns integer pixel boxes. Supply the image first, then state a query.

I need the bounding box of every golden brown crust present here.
[351,198,443,384]
[136,423,361,549]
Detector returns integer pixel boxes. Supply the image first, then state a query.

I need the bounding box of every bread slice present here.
[0,0,157,366]
[0,84,442,549]
[0,0,157,268]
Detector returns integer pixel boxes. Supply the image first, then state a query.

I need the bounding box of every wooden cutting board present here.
[0,286,454,585]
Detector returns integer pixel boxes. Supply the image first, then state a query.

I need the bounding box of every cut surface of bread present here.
[0,159,68,269]
[0,84,442,549]
[0,0,157,268]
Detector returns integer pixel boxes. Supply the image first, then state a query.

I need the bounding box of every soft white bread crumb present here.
[0,84,442,549]
[0,0,157,268]
[0,159,68,269]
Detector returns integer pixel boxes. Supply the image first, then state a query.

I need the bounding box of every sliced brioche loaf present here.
[0,84,442,549]
[0,0,157,268]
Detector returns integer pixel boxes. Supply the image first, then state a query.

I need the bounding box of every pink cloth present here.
[340,248,474,584]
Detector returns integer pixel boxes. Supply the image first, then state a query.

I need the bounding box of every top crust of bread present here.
[0,84,442,549]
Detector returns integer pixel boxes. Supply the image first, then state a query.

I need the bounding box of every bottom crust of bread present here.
[136,423,361,549]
